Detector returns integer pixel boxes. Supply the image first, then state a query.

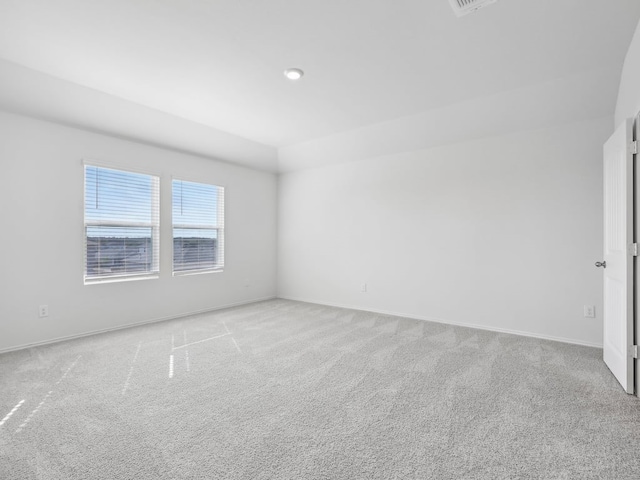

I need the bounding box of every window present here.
[172,179,225,274]
[84,165,160,283]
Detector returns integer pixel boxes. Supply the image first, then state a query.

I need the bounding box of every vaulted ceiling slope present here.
[0,0,638,172]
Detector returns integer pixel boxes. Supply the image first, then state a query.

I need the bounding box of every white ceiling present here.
[0,0,638,171]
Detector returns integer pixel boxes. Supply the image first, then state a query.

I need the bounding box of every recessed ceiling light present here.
[284,68,304,81]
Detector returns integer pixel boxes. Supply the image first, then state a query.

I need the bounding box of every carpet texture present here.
[1,299,639,479]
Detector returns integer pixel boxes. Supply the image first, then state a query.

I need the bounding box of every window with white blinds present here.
[172,179,225,274]
[84,165,160,283]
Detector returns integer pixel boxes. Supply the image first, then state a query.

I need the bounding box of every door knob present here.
[595,261,607,268]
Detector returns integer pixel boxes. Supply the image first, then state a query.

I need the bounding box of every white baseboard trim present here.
[0,296,277,355]
[277,295,603,349]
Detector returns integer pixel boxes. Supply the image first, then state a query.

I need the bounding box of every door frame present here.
[635,113,639,396]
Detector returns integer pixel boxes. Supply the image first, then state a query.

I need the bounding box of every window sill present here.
[84,274,160,285]
[172,268,224,277]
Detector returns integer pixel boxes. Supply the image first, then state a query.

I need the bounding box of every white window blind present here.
[172,179,225,274]
[84,165,160,282]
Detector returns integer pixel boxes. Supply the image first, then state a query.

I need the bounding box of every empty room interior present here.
[3,0,640,478]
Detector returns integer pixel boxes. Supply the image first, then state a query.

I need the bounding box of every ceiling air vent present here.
[448,0,497,17]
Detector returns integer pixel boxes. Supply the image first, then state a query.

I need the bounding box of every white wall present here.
[0,60,279,173]
[279,68,617,172]
[0,112,277,352]
[278,117,610,346]
[616,20,640,126]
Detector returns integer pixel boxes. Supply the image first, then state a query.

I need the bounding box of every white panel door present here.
[602,118,634,394]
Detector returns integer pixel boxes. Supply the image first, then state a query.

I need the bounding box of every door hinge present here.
[629,243,639,256]
[631,345,638,359]
[631,141,638,155]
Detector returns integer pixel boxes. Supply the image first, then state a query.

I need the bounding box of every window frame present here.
[171,177,225,276]
[83,161,160,285]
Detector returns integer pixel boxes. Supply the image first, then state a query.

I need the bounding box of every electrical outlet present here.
[584,305,595,318]
[39,305,49,318]
[360,283,367,293]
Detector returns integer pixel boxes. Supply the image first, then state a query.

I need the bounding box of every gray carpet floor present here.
[1,299,639,479]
